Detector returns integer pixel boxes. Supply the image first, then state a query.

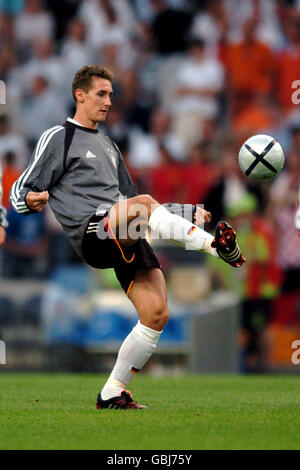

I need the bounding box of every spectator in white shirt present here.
[189,0,228,55]
[21,76,66,144]
[60,17,92,94]
[223,0,284,50]
[22,39,63,90]
[79,0,139,49]
[169,38,224,149]
[15,0,55,44]
[129,107,186,168]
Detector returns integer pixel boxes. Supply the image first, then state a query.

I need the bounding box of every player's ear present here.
[75,88,85,104]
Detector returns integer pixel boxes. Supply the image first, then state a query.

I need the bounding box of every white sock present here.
[101,321,162,400]
[148,205,218,257]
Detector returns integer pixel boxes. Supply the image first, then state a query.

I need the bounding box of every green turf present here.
[0,373,299,450]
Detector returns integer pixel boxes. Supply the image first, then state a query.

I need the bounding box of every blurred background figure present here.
[129,107,186,168]
[15,0,54,45]
[189,0,228,56]
[59,17,91,90]
[222,0,284,49]
[20,39,63,91]
[203,145,266,230]
[2,208,47,279]
[270,150,300,294]
[169,38,224,150]
[1,151,22,208]
[277,9,300,114]
[79,0,139,50]
[0,114,29,168]
[223,16,275,118]
[21,75,66,145]
[149,0,192,56]
[226,193,282,373]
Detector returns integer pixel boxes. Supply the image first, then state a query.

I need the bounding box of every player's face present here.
[81,77,113,123]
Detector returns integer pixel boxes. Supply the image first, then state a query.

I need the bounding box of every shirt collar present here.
[65,117,99,134]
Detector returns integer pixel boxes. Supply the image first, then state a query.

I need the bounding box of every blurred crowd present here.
[1,0,300,371]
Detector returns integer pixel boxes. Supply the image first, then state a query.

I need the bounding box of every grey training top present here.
[9,120,138,257]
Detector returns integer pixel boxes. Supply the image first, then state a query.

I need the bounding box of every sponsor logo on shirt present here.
[85,150,96,158]
[106,147,118,169]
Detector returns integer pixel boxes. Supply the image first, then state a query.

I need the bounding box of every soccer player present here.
[10,65,245,409]
[0,161,7,246]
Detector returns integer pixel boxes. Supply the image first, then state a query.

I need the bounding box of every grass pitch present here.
[0,373,299,450]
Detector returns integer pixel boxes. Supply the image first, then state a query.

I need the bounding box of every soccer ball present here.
[238,134,285,181]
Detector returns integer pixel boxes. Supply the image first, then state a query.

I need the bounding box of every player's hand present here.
[25,191,49,212]
[194,206,212,225]
[0,226,6,247]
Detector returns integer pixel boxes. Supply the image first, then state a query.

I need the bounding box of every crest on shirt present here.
[106,146,118,170]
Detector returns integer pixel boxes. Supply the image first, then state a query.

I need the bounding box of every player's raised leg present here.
[107,194,244,265]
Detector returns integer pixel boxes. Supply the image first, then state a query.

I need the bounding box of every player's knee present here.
[151,303,169,331]
[135,194,159,214]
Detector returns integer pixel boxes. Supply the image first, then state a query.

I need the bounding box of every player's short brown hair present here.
[72,65,114,102]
